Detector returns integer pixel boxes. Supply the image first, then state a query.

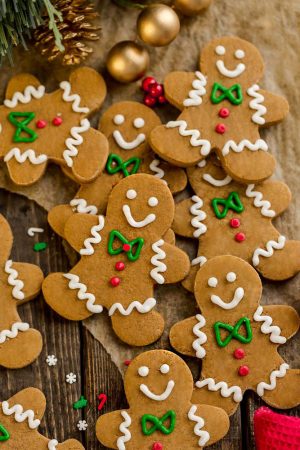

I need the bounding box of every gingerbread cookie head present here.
[0,214,44,369]
[0,67,108,185]
[200,36,264,85]
[96,350,230,449]
[0,388,84,449]
[106,173,175,238]
[100,101,161,159]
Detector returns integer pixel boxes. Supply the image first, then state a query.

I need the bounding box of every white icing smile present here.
[215,45,246,78]
[123,204,156,228]
[113,130,146,150]
[209,275,245,309]
[140,380,175,401]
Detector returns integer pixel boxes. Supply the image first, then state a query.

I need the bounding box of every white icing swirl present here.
[60,80,90,114]
[140,380,175,401]
[222,139,268,156]
[4,148,47,165]
[80,215,105,256]
[166,120,211,156]
[183,71,207,107]
[64,273,103,313]
[196,378,243,402]
[202,173,232,186]
[108,298,156,316]
[4,85,45,108]
[70,198,98,215]
[245,184,275,217]
[0,322,30,344]
[253,306,286,344]
[117,411,131,450]
[1,401,41,429]
[48,439,58,450]
[63,118,90,167]
[211,287,244,310]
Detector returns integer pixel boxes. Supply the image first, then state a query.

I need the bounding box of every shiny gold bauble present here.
[137,4,180,47]
[174,0,211,16]
[106,41,150,83]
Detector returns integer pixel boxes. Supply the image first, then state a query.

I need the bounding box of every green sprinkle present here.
[73,396,88,410]
[33,242,47,252]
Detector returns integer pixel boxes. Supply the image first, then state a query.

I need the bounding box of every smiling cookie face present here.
[99,101,161,156]
[124,350,193,410]
[107,174,174,237]
[200,36,264,85]
[194,255,262,314]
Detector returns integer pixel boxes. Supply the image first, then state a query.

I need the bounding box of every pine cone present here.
[34,0,100,65]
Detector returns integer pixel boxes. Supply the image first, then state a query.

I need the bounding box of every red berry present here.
[152,443,163,450]
[219,108,230,118]
[235,232,246,242]
[124,359,131,366]
[230,218,240,228]
[158,95,167,104]
[110,277,120,287]
[234,348,245,360]
[215,123,227,134]
[52,116,63,126]
[144,94,157,108]
[115,261,125,271]
[142,76,157,93]
[238,365,249,376]
[122,243,131,252]
[149,83,163,98]
[36,119,47,129]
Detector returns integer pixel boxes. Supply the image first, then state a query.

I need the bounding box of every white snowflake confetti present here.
[46,355,58,366]
[66,372,77,384]
[77,420,88,431]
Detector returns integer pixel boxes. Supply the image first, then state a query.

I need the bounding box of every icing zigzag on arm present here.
[1,401,41,429]
[222,139,268,156]
[63,273,103,313]
[183,71,207,107]
[60,81,90,114]
[245,184,275,217]
[192,314,207,358]
[70,198,98,214]
[252,235,286,266]
[63,118,90,167]
[149,159,165,180]
[48,440,58,450]
[4,85,45,108]
[190,195,207,238]
[256,363,289,397]
[253,306,286,344]
[80,216,105,256]
[5,260,25,300]
[166,121,211,156]
[117,411,132,450]
[247,84,267,125]
[188,405,210,447]
[0,322,30,344]
[150,239,167,284]
[4,148,47,165]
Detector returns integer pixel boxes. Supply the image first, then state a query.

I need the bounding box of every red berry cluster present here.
[141,77,167,107]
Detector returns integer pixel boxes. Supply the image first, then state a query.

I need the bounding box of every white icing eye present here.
[148,196,158,207]
[133,117,145,129]
[208,277,218,288]
[215,45,226,56]
[138,366,149,377]
[226,272,237,282]
[126,189,137,200]
[235,49,245,59]
[113,114,125,125]
[160,364,170,374]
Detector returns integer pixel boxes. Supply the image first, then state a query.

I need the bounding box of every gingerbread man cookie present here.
[173,155,300,291]
[150,36,289,183]
[96,349,229,449]
[170,256,300,416]
[48,101,187,238]
[0,214,43,369]
[43,174,190,346]
[0,67,108,185]
[0,387,84,449]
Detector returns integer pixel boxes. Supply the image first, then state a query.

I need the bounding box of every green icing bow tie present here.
[212,191,244,219]
[214,317,253,348]
[108,230,144,262]
[141,410,176,436]
[211,82,243,105]
[0,424,10,441]
[106,153,141,177]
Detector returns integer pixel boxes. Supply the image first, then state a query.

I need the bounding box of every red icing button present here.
[122,243,131,252]
[235,232,246,242]
[115,261,125,271]
[234,348,245,360]
[230,218,240,228]
[52,116,63,126]
[215,123,227,134]
[36,119,47,129]
[110,277,120,287]
[238,365,249,376]
[219,107,230,118]
[152,444,163,450]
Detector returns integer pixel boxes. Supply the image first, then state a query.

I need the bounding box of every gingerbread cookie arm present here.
[68,67,107,113]
[191,385,239,416]
[164,71,200,110]
[5,159,48,186]
[259,89,289,126]
[258,305,299,339]
[173,197,201,238]
[5,387,47,421]
[192,404,230,446]
[157,242,190,284]
[57,440,85,450]
[163,228,175,244]
[48,204,74,239]
[11,262,44,304]
[96,410,131,449]
[246,180,291,216]
[169,317,199,357]
[260,368,300,410]
[5,73,42,100]
[64,213,104,253]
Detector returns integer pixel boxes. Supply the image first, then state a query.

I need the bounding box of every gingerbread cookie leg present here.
[111,309,165,346]
[259,368,300,410]
[164,71,198,109]
[192,383,240,416]
[196,404,230,445]
[159,241,190,284]
[259,305,300,339]
[260,89,289,126]
[96,410,129,449]
[169,316,199,357]
[5,158,47,186]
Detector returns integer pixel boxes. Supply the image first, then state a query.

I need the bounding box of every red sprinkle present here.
[115,261,125,271]
[110,277,120,287]
[36,119,47,129]
[238,365,249,376]
[144,94,157,108]
[152,443,163,450]
[149,83,163,98]
[235,232,246,242]
[142,76,157,93]
[123,243,131,252]
[97,393,107,411]
[230,218,241,228]
[52,116,63,126]
[234,348,245,360]
[219,107,230,118]
[215,123,227,134]
[124,360,131,366]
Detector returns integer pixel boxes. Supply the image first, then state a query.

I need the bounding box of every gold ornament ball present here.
[106,41,150,83]
[137,4,180,47]
[174,0,211,16]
